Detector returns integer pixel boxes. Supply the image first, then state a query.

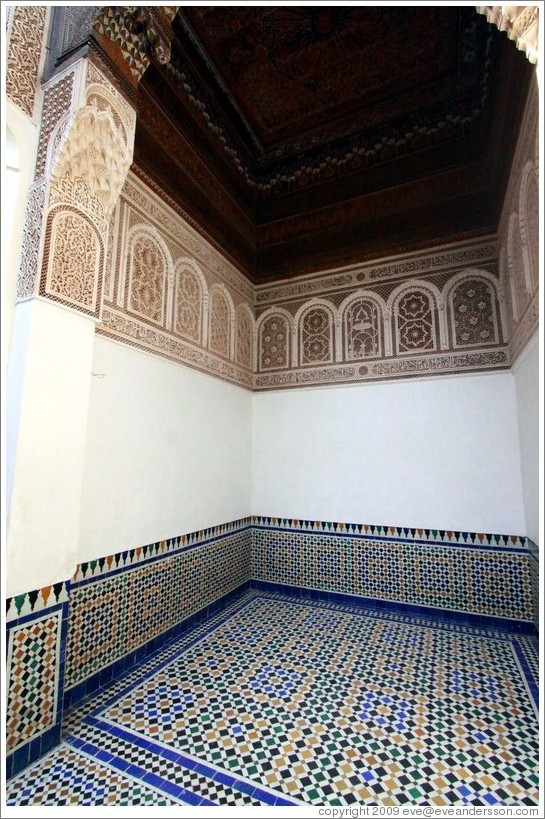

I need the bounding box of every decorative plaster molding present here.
[98,307,254,389]
[255,240,498,304]
[254,348,509,391]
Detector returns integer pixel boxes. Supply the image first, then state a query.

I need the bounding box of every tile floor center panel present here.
[98,594,539,806]
[6,591,539,807]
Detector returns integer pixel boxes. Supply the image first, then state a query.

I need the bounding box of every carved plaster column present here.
[8,42,137,595]
[17,57,136,314]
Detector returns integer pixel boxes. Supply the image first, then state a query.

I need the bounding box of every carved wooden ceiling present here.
[62,5,536,283]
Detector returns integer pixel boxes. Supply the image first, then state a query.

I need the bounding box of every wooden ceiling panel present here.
[131,5,534,282]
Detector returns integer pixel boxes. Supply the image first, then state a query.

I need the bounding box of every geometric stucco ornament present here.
[50,104,132,219]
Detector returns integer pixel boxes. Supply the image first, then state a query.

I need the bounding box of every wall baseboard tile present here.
[5,598,70,779]
[528,539,539,633]
[251,517,533,622]
[5,516,537,779]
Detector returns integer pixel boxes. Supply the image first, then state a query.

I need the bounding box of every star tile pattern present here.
[6,592,539,807]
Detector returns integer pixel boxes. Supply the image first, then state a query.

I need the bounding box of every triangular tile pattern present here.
[6,581,70,623]
[251,516,527,548]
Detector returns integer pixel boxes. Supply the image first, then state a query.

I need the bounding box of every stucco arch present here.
[387,279,447,353]
[293,298,337,367]
[338,289,389,360]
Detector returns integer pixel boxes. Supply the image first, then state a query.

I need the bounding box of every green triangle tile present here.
[14,594,26,615]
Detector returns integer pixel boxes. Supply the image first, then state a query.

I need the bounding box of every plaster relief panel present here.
[392,287,438,355]
[208,286,233,359]
[449,276,500,348]
[41,208,102,314]
[174,261,205,344]
[258,311,292,371]
[342,294,384,360]
[298,304,335,366]
[235,305,254,370]
[127,231,169,326]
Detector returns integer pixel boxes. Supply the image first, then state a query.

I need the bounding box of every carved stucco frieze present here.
[255,240,498,304]
[6,5,47,119]
[98,306,254,390]
[99,163,529,391]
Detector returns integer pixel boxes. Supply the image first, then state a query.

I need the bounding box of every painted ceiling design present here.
[50,5,535,283]
[172,6,482,172]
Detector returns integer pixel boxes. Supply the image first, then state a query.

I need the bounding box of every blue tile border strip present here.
[250,579,537,635]
[511,639,539,712]
[65,734,216,805]
[82,718,298,806]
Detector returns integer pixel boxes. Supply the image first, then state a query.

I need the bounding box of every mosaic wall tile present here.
[65,528,252,689]
[527,539,539,633]
[6,605,66,755]
[251,522,533,622]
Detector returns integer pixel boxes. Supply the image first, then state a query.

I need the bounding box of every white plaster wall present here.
[252,372,526,535]
[77,336,253,561]
[3,99,40,361]
[512,333,540,544]
[6,299,96,595]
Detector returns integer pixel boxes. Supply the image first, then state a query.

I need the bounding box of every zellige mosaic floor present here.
[6,590,540,806]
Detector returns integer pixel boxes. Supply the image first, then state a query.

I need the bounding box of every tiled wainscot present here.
[5,517,538,781]
[251,518,535,627]
[64,520,253,706]
[6,583,70,779]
